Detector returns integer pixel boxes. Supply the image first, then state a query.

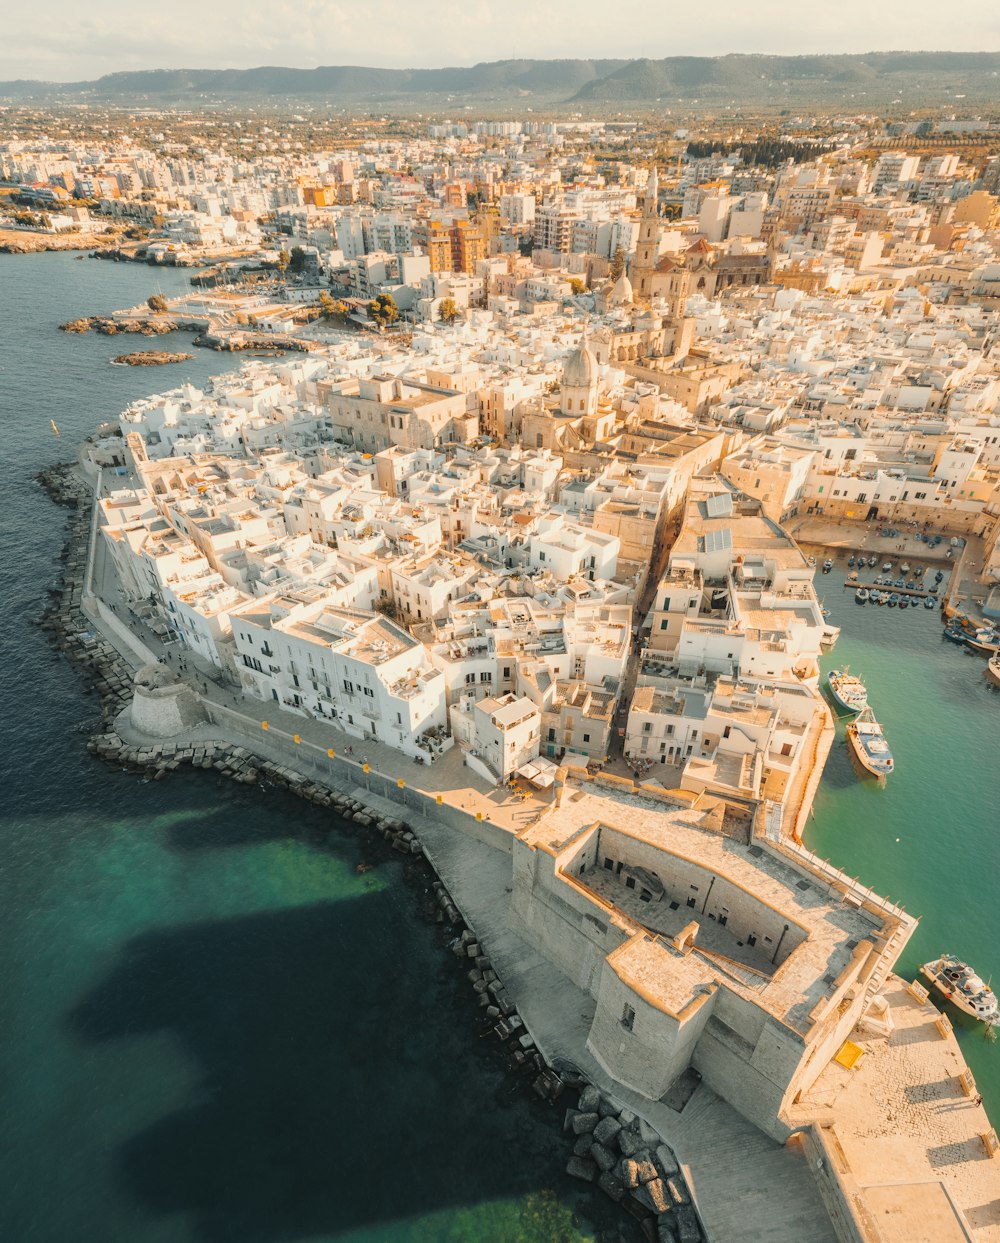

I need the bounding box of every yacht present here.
[921,956,998,1026]
[847,707,894,777]
[827,668,868,714]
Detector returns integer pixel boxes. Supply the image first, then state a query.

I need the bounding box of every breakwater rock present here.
[113,350,193,366]
[564,1085,703,1242]
[60,316,176,335]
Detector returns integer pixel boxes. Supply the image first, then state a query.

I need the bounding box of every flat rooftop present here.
[524,781,907,1035]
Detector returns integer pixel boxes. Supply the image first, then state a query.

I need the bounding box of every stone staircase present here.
[671,1085,840,1243]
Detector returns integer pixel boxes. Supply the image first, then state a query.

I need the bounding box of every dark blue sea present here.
[0,253,621,1243]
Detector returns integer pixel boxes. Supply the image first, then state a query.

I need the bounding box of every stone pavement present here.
[795,977,1000,1241]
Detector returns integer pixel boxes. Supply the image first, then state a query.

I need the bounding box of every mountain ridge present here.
[3,52,1000,104]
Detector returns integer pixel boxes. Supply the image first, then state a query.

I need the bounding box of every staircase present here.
[673,1086,840,1243]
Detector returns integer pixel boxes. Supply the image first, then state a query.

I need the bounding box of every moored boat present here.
[822,559,833,574]
[828,668,868,713]
[847,707,894,777]
[924,596,936,609]
[900,562,910,575]
[921,956,998,1026]
[855,587,869,604]
[965,629,1000,656]
[888,593,899,607]
[987,654,1000,687]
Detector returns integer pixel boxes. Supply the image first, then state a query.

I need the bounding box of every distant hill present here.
[3,52,1000,106]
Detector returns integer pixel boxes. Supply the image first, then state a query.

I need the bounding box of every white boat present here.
[846,706,894,777]
[820,622,841,650]
[921,955,998,1025]
[987,654,1000,688]
[828,668,868,713]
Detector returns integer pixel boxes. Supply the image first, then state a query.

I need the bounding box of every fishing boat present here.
[987,654,1000,687]
[855,587,869,604]
[882,561,893,573]
[921,956,998,1026]
[899,597,909,610]
[848,570,859,581]
[868,555,878,567]
[934,570,944,583]
[900,562,910,575]
[943,623,968,644]
[888,593,899,607]
[820,622,841,650]
[965,629,1000,656]
[822,559,833,574]
[847,707,894,777]
[848,555,856,568]
[914,565,924,576]
[924,596,936,609]
[828,668,868,713]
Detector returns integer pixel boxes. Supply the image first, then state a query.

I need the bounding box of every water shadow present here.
[67,899,567,1243]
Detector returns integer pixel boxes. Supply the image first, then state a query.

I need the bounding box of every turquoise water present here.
[808,566,1000,1111]
[0,253,621,1243]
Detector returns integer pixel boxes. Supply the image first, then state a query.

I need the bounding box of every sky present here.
[3,0,1000,82]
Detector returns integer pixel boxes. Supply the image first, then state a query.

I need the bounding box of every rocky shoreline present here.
[35,461,704,1243]
[113,350,194,366]
[60,316,176,336]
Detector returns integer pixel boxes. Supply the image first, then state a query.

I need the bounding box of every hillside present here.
[3,52,1000,106]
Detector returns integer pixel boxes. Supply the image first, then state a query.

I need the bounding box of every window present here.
[723,726,731,739]
[621,1004,635,1032]
[604,857,613,870]
[643,722,652,734]
[465,673,476,685]
[503,666,511,678]
[625,876,636,890]
[547,728,556,742]
[480,671,492,683]
[343,680,353,693]
[538,551,545,562]
[660,619,669,630]
[364,687,374,698]
[583,733,590,743]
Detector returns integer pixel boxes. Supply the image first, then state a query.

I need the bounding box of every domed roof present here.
[563,338,598,389]
[608,272,633,306]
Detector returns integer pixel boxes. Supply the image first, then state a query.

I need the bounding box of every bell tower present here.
[631,167,659,301]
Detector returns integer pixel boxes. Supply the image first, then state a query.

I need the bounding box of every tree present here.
[289,245,307,273]
[609,246,626,283]
[438,297,459,323]
[318,291,349,320]
[367,293,399,332]
[568,277,586,295]
[147,294,168,313]
[275,249,290,272]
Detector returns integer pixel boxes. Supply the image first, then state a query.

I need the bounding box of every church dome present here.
[608,272,633,306]
[563,339,597,388]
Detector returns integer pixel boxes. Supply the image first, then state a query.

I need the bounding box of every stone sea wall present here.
[36,461,704,1243]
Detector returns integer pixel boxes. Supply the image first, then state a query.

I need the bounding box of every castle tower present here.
[631,166,659,301]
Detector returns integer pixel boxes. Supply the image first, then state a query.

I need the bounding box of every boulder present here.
[573,1134,594,1158]
[571,1111,599,1135]
[590,1142,616,1173]
[635,1178,671,1215]
[598,1097,619,1119]
[657,1219,677,1243]
[619,1127,644,1157]
[597,1171,626,1204]
[674,1208,701,1242]
[667,1176,690,1206]
[638,1118,660,1147]
[620,1158,644,1189]
[565,1156,597,1183]
[563,1108,580,1134]
[655,1145,679,1178]
[578,1084,601,1114]
[593,1115,623,1147]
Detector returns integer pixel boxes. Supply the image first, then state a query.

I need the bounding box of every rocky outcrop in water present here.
[60,316,176,335]
[113,351,193,366]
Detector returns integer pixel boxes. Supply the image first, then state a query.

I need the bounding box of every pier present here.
[845,580,937,599]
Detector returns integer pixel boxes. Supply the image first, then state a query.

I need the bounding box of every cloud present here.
[2,0,998,81]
